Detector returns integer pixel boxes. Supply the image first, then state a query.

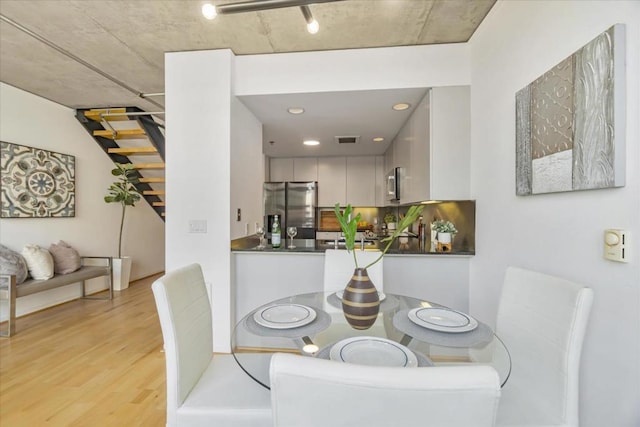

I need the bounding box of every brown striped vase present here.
[341,268,380,330]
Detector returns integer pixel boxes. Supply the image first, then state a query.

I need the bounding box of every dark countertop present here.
[231,236,475,256]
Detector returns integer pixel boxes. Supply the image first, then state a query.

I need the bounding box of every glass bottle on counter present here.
[271,215,281,248]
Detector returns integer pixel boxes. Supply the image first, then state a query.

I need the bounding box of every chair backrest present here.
[323,249,383,293]
[152,263,213,422]
[496,266,594,426]
[270,353,501,427]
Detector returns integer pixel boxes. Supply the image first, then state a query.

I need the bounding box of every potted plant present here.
[334,203,424,329]
[104,163,141,290]
[432,219,457,250]
[383,212,397,230]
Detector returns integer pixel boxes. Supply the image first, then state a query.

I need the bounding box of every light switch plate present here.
[188,220,207,233]
[604,229,628,262]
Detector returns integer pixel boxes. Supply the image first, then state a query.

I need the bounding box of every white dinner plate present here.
[335,290,386,302]
[253,304,317,329]
[329,336,418,367]
[408,307,478,333]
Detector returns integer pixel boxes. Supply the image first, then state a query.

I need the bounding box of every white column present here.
[165,49,234,352]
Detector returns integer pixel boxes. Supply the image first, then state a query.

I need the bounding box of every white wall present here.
[469,2,640,425]
[231,98,264,239]
[165,43,471,352]
[0,83,165,315]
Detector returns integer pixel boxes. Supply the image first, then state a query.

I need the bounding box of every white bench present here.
[0,256,112,337]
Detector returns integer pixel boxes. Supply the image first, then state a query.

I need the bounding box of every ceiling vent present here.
[335,136,360,144]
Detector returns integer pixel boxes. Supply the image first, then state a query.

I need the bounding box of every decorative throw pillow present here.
[0,244,29,284]
[21,244,55,280]
[49,241,82,275]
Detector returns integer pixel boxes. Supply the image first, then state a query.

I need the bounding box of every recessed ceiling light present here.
[392,103,411,111]
[303,140,320,146]
[288,107,305,114]
[373,137,385,142]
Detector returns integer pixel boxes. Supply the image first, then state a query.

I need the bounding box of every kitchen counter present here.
[231,236,475,256]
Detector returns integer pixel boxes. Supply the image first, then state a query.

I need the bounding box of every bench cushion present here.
[16,266,110,298]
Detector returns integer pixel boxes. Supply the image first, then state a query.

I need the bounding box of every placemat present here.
[244,305,331,338]
[314,340,433,367]
[325,292,400,313]
[393,309,493,348]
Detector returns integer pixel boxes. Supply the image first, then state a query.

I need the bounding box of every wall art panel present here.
[515,24,625,195]
[0,141,76,217]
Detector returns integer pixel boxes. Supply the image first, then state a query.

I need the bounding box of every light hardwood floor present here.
[0,273,167,426]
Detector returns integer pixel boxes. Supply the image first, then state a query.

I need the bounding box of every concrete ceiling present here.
[0,0,495,157]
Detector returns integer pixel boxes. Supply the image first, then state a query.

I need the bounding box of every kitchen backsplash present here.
[319,201,476,253]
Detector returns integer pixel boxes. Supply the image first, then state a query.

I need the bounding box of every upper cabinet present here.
[270,157,294,181]
[346,156,376,207]
[318,157,347,206]
[269,157,318,182]
[293,158,318,182]
[390,86,470,203]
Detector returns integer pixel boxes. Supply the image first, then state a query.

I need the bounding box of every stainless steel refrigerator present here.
[263,182,318,240]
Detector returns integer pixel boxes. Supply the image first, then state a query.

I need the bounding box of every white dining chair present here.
[494,266,594,427]
[152,263,271,427]
[323,249,384,293]
[270,352,501,427]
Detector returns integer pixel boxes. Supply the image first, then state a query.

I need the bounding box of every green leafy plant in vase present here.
[104,163,141,290]
[334,203,424,329]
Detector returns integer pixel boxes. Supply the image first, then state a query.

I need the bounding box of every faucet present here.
[360,234,365,251]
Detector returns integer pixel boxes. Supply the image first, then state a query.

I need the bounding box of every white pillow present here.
[21,244,55,280]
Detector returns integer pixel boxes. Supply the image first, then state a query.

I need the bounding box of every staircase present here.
[75,107,166,220]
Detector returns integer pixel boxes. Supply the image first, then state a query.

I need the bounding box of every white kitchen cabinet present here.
[270,157,293,181]
[346,156,376,206]
[428,86,470,200]
[293,157,318,182]
[317,157,346,207]
[375,156,386,207]
[386,86,470,203]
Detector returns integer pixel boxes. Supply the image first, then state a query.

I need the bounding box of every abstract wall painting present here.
[516,24,626,195]
[1,142,76,218]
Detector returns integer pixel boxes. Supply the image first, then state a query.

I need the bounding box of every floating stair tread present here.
[143,190,165,196]
[84,108,129,122]
[132,162,165,170]
[152,202,165,207]
[138,177,165,183]
[108,146,158,155]
[93,129,146,140]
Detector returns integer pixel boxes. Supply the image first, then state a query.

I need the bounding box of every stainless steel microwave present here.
[386,167,400,202]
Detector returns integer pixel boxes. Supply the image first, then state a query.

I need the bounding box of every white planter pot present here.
[387,222,396,231]
[437,232,452,244]
[112,256,132,291]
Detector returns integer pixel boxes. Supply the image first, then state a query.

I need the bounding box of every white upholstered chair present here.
[151,263,271,427]
[323,249,384,292]
[495,267,594,427]
[270,352,501,427]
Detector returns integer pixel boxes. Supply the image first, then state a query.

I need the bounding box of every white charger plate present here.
[408,307,478,333]
[329,336,418,367]
[253,304,317,329]
[335,290,386,302]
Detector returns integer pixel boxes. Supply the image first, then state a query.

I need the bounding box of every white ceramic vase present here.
[112,256,132,291]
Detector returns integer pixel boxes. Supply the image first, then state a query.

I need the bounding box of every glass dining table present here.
[231,291,511,389]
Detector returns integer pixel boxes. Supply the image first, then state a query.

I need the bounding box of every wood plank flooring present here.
[0,274,167,426]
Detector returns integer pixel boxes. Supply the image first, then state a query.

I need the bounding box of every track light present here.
[202,0,344,33]
[202,3,217,20]
[300,6,318,34]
